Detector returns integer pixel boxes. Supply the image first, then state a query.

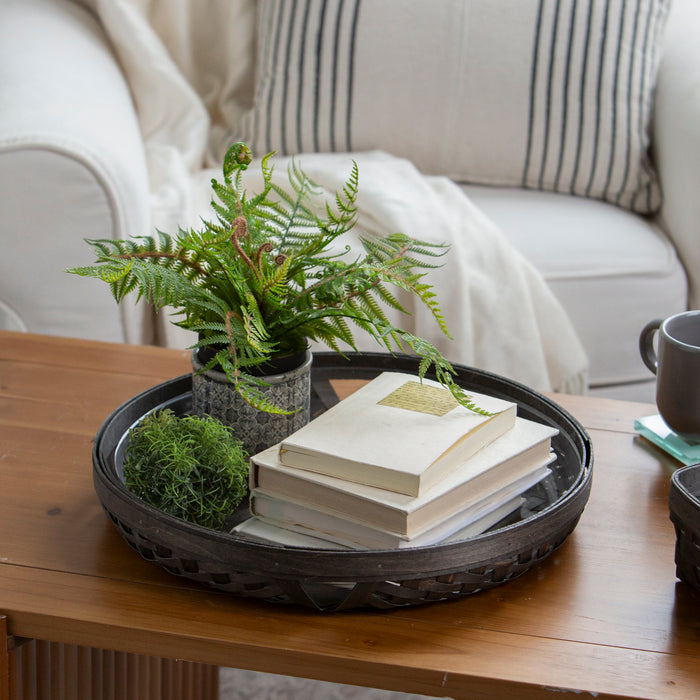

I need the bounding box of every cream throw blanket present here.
[91,0,588,394]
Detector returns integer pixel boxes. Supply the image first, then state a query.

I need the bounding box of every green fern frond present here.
[68,260,131,285]
[235,381,300,415]
[296,312,356,348]
[372,282,408,313]
[112,271,140,301]
[355,287,391,324]
[388,233,448,258]
[240,293,275,354]
[183,225,232,251]
[324,160,359,235]
[380,326,494,416]
[359,235,448,273]
[260,255,293,305]
[190,332,231,348]
[259,151,275,185]
[267,170,320,252]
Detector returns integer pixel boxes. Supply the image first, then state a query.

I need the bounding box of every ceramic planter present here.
[191,350,313,456]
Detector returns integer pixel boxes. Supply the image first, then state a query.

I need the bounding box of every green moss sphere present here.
[122,409,249,530]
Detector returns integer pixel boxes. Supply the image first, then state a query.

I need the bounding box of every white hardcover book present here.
[251,417,557,537]
[232,518,350,549]
[233,495,529,550]
[248,470,545,549]
[442,497,526,543]
[277,371,517,496]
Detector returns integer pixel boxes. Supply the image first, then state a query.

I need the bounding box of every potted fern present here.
[69,143,482,454]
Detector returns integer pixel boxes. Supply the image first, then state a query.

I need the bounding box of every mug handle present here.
[639,319,663,374]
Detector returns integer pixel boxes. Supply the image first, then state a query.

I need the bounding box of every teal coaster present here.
[634,414,700,466]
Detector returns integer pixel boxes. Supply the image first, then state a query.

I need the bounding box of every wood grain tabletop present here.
[1,330,698,700]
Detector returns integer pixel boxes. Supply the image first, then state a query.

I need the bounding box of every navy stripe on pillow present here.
[522,0,669,211]
[241,0,361,157]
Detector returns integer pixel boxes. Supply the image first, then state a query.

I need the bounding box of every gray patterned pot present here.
[191,350,312,456]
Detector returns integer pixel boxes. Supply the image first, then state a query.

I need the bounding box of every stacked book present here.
[233,372,558,549]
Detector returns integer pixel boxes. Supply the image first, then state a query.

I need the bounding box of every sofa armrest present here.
[653,0,700,309]
[0,0,153,342]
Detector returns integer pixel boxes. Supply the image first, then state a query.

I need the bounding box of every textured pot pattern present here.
[191,350,312,456]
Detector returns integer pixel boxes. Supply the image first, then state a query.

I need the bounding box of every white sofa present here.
[1,0,698,402]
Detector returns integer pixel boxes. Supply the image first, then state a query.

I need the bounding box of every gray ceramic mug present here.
[639,310,700,442]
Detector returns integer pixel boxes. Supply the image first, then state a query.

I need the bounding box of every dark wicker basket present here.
[93,353,593,611]
[669,463,700,592]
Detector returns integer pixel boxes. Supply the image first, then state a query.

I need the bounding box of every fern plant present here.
[68,143,488,415]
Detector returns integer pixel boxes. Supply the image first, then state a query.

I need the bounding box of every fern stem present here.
[224,311,241,377]
[230,218,260,280]
[256,242,274,269]
[116,250,208,276]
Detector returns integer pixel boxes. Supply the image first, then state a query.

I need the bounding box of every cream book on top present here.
[277,371,518,496]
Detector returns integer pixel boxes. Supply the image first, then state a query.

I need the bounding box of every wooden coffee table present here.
[1,331,698,699]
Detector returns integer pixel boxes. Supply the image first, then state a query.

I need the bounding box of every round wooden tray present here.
[93,353,593,611]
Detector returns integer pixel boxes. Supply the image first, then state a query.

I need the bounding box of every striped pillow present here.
[236,0,670,214]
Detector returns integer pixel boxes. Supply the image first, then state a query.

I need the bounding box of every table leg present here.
[1,616,10,700]
[0,617,218,700]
